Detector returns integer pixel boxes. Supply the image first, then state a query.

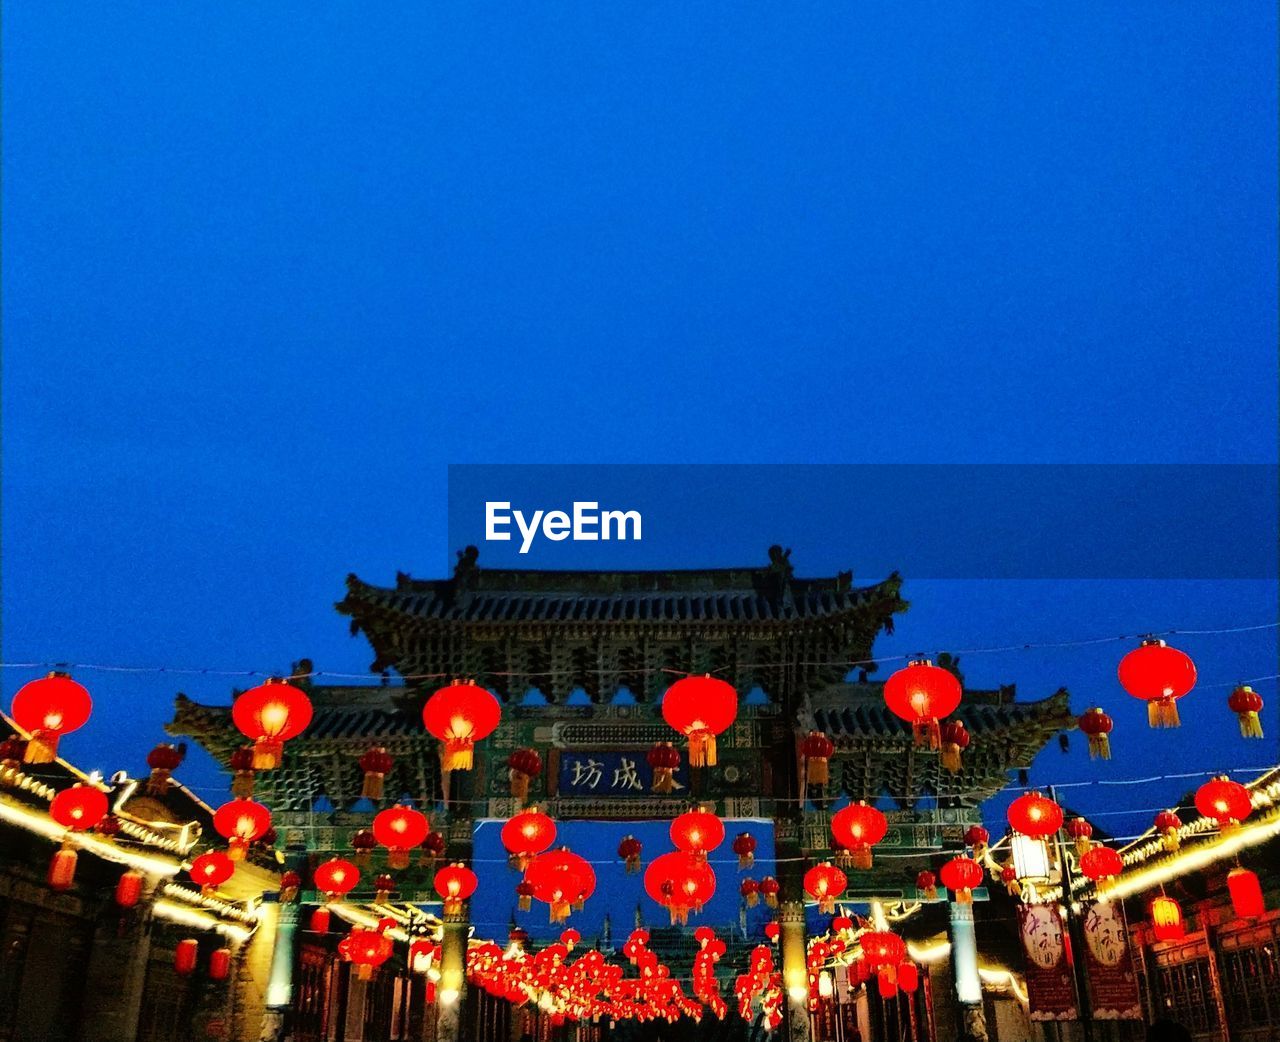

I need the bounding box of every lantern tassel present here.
[652,768,675,794]
[913,719,942,750]
[518,893,532,912]
[252,738,284,770]
[738,852,755,870]
[1087,733,1111,760]
[1161,829,1180,853]
[1237,711,1264,739]
[509,769,531,801]
[361,771,386,801]
[1148,699,1181,729]
[24,732,58,764]
[231,770,256,799]
[442,739,473,772]
[955,887,973,905]
[852,846,872,871]
[745,891,759,908]
[940,743,963,773]
[807,758,829,785]
[625,855,641,874]
[689,731,717,768]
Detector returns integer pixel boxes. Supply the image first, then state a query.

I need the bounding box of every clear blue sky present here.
[3,3,1276,933]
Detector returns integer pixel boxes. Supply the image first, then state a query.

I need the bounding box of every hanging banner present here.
[1082,901,1143,1019]
[1017,905,1078,1021]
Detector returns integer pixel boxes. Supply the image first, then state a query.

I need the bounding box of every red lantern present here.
[939,856,984,904]
[963,824,989,859]
[209,947,232,981]
[877,968,898,999]
[671,808,725,861]
[507,748,543,802]
[309,906,332,933]
[860,931,906,971]
[1077,707,1114,760]
[174,938,199,975]
[229,746,256,798]
[314,857,359,900]
[48,847,78,891]
[1154,810,1182,852]
[646,742,682,793]
[830,802,888,869]
[1227,868,1265,919]
[883,660,962,749]
[373,873,396,903]
[801,732,835,786]
[231,678,313,769]
[525,849,595,922]
[1195,776,1252,832]
[1149,895,1184,941]
[422,680,501,771]
[372,805,429,869]
[352,828,378,867]
[644,851,716,925]
[213,799,272,861]
[740,878,760,908]
[116,868,144,908]
[515,879,536,911]
[897,962,919,994]
[50,783,109,832]
[618,834,643,874]
[1227,685,1265,739]
[145,743,184,795]
[347,926,393,980]
[1079,846,1123,893]
[1008,791,1064,839]
[1119,639,1196,729]
[422,829,446,864]
[0,733,26,770]
[916,870,938,900]
[661,675,738,767]
[279,870,301,903]
[560,927,580,950]
[1066,817,1094,857]
[732,832,757,870]
[1000,862,1020,896]
[433,862,478,914]
[500,807,557,870]
[764,921,781,942]
[759,876,780,908]
[358,746,394,801]
[939,720,970,774]
[10,672,93,763]
[803,862,847,914]
[190,851,235,895]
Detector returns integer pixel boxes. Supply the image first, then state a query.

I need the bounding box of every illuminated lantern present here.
[1228,685,1265,739]
[860,932,906,971]
[1118,638,1196,729]
[1008,791,1064,839]
[1155,810,1182,852]
[939,720,970,774]
[145,743,184,795]
[10,672,93,763]
[671,808,726,862]
[231,678,312,769]
[210,947,232,981]
[732,832,757,870]
[507,747,543,802]
[916,870,938,900]
[1078,708,1114,760]
[1066,817,1094,857]
[877,969,898,999]
[515,879,536,911]
[964,824,989,860]
[525,849,595,922]
[501,807,557,870]
[433,862,478,914]
[174,938,199,975]
[213,799,272,861]
[229,746,256,799]
[348,926,393,980]
[1195,776,1252,832]
[373,805,429,869]
[309,907,332,933]
[1079,846,1123,895]
[661,675,738,767]
[422,680,501,771]
[374,873,396,903]
[803,862,847,914]
[51,783,109,832]
[740,878,760,908]
[358,746,394,801]
[618,834,642,874]
[759,876,780,908]
[644,851,716,925]
[801,732,835,786]
[1149,895,1185,941]
[830,802,888,869]
[897,962,919,994]
[883,660,962,749]
[1000,862,1020,896]
[48,848,78,891]
[409,938,436,974]
[279,870,301,903]
[560,928,580,950]
[190,851,235,895]
[352,828,377,867]
[764,921,781,943]
[1227,868,1265,919]
[646,742,681,793]
[939,856,984,904]
[314,857,359,901]
[116,869,144,908]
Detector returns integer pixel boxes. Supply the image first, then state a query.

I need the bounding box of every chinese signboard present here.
[1082,901,1143,1019]
[1018,904,1078,1021]
[555,750,689,796]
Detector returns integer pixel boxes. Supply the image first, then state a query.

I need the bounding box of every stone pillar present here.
[75,878,159,1042]
[435,906,469,1042]
[780,899,810,1042]
[948,900,987,1041]
[259,900,298,1040]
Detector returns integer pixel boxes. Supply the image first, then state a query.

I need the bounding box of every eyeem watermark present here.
[485,501,642,554]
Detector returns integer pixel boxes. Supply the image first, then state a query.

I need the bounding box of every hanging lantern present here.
[174,938,199,976]
[860,931,906,971]
[0,734,26,772]
[351,828,377,867]
[897,962,919,994]
[670,808,726,863]
[1077,708,1114,760]
[1149,895,1185,941]
[229,746,256,798]
[358,746,394,801]
[740,878,760,908]
[803,862,847,914]
[48,847,78,891]
[1227,685,1265,739]
[1119,639,1196,729]
[759,876,780,908]
[938,720,970,774]
[732,832,757,870]
[646,742,682,793]
[212,799,272,861]
[801,732,835,786]
[1195,776,1252,832]
[209,947,232,981]
[309,906,332,933]
[231,678,312,769]
[526,849,595,922]
[617,834,643,873]
[372,805,429,869]
[560,927,580,951]
[1066,818,1094,857]
[515,879,536,911]
[1000,862,1021,896]
[1079,846,1123,895]
[189,851,235,896]
[500,807,557,870]
[916,870,938,900]
[434,862,478,914]
[644,851,716,925]
[963,824,989,860]
[877,968,898,999]
[883,660,962,749]
[409,938,437,974]
[939,856,984,904]
[422,680,501,771]
[347,926,393,980]
[279,870,301,903]
[1008,791,1064,839]
[421,829,446,866]
[115,868,145,908]
[314,857,359,901]
[145,743,184,795]
[830,801,888,869]
[507,748,543,802]
[1227,868,1265,919]
[374,873,396,903]
[50,783,109,833]
[661,675,738,767]
[1154,810,1182,852]
[764,921,781,943]
[10,672,93,763]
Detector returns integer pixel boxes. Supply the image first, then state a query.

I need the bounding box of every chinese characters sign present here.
[556,751,688,796]
[1082,901,1142,1019]
[1018,905,1078,1021]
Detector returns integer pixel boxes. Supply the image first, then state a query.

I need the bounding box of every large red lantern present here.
[939,856,984,904]
[433,862,478,914]
[347,926,393,980]
[358,746,394,801]
[314,857,359,900]
[212,799,272,861]
[1226,868,1265,919]
[422,681,501,771]
[1118,639,1196,729]
[525,849,594,922]
[1077,707,1114,760]
[939,721,970,773]
[803,862,847,914]
[859,931,906,971]
[1149,895,1184,941]
[661,675,738,767]
[646,742,682,792]
[50,783,109,832]
[372,805,429,869]
[1227,685,1265,739]
[145,743,184,795]
[644,851,716,925]
[671,808,725,862]
[10,672,93,763]
[732,832,757,870]
[500,807,557,870]
[618,834,643,873]
[1194,776,1252,831]
[231,678,313,769]
[1008,791,1064,839]
[507,747,543,802]
[1154,810,1182,852]
[1079,846,1123,893]
[830,801,888,869]
[801,732,835,786]
[189,851,235,895]
[883,660,962,749]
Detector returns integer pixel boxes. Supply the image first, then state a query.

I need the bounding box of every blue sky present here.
[3,3,1276,936]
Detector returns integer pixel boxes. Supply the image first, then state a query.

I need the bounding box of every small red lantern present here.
[358,746,394,801]
[860,931,906,971]
[646,742,682,793]
[560,927,580,950]
[48,847,78,891]
[1008,791,1064,839]
[1227,685,1265,739]
[803,862,847,914]
[210,947,231,980]
[1066,817,1094,857]
[309,906,332,933]
[500,807,557,870]
[830,801,888,869]
[759,876,780,908]
[732,832,757,870]
[883,660,962,749]
[421,830,446,865]
[671,808,726,862]
[939,720,970,774]
[507,748,543,802]
[661,675,738,767]
[434,862,478,914]
[422,680,501,771]
[897,962,919,994]
[1149,895,1185,941]
[740,878,760,908]
[877,968,898,999]
[213,799,272,861]
[1000,862,1020,896]
[231,678,312,769]
[1227,868,1265,919]
[0,734,26,770]
[10,672,93,763]
[939,856,984,904]
[314,857,359,900]
[1077,707,1114,760]
[347,926,393,980]
[1195,776,1252,832]
[764,921,781,943]
[229,746,256,798]
[1154,810,1182,852]
[50,783,109,833]
[372,805,429,869]
[618,834,643,874]
[279,870,301,903]
[374,873,396,903]
[190,851,235,896]
[964,824,989,859]
[1079,845,1123,894]
[174,938,199,975]
[145,743,184,795]
[116,868,145,908]
[1119,639,1196,729]
[916,870,938,900]
[515,879,536,911]
[801,732,835,786]
[352,828,378,867]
